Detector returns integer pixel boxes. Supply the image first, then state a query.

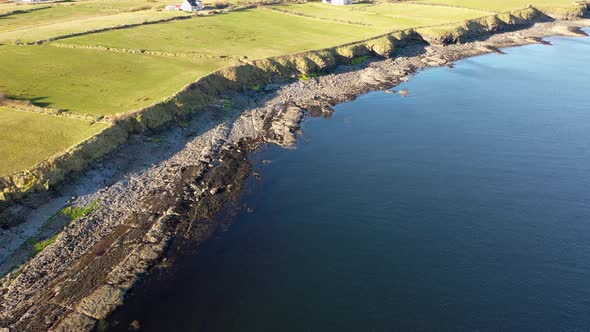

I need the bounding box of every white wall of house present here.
[322,0,352,5]
[180,0,203,11]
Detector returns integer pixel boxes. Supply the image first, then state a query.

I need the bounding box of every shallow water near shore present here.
[108,31,590,331]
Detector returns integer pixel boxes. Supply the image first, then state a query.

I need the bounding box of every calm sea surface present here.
[109,31,590,331]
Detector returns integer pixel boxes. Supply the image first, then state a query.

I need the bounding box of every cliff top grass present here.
[0,44,234,115]
[0,9,190,44]
[270,2,493,29]
[0,1,65,16]
[0,107,108,175]
[412,0,586,15]
[0,0,190,43]
[0,0,161,31]
[60,8,384,58]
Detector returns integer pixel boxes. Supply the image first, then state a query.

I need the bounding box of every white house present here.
[322,0,352,5]
[180,0,203,12]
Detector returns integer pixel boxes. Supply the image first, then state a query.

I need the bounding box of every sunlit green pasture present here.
[271,2,492,29]
[60,9,384,59]
[0,2,45,16]
[0,45,234,115]
[0,9,189,43]
[0,0,161,33]
[0,107,108,175]
[411,0,584,13]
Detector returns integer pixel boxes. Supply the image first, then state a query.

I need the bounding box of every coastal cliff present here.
[0,5,578,208]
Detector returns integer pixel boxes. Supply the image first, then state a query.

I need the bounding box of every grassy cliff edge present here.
[0,5,585,204]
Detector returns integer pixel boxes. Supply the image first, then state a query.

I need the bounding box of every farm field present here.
[61,8,385,58]
[270,2,493,29]
[0,44,233,116]
[0,10,189,43]
[0,2,50,15]
[0,107,108,176]
[412,0,584,13]
[0,0,159,31]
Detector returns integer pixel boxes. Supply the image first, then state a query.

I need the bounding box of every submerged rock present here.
[130,320,141,330]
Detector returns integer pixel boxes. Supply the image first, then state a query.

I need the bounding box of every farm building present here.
[322,0,352,5]
[164,0,203,12]
[180,0,203,11]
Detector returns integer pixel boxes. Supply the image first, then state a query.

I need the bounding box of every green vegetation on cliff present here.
[59,201,99,221]
[31,235,58,255]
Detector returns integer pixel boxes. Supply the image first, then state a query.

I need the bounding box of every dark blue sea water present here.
[108,31,590,331]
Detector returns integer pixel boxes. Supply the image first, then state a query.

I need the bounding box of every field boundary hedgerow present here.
[15,14,194,45]
[0,98,106,123]
[263,5,376,26]
[48,41,245,61]
[0,5,51,18]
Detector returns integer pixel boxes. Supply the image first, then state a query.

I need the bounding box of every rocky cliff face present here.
[0,5,575,209]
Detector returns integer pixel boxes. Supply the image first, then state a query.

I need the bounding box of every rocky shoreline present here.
[0,18,589,331]
[0,5,556,204]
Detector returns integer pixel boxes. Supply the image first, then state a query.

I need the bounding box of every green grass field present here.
[61,9,383,58]
[0,44,233,115]
[0,2,48,15]
[270,2,492,29]
[0,0,155,31]
[0,0,190,43]
[412,0,583,13]
[0,10,189,43]
[0,107,108,175]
